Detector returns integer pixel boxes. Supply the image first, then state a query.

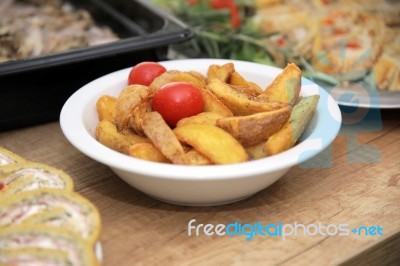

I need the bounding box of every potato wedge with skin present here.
[246,142,267,160]
[217,107,291,147]
[128,143,170,163]
[229,71,250,86]
[129,97,153,135]
[265,95,320,155]
[200,89,234,117]
[142,112,189,165]
[173,124,248,164]
[207,79,286,115]
[229,71,263,96]
[186,149,213,165]
[207,63,235,83]
[257,63,301,106]
[96,95,116,123]
[96,120,149,154]
[149,70,207,93]
[177,112,226,127]
[115,85,149,132]
[230,85,263,98]
[187,70,207,83]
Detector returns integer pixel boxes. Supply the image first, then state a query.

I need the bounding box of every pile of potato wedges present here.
[95,62,320,165]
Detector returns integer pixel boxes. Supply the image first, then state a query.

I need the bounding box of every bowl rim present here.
[60,58,342,180]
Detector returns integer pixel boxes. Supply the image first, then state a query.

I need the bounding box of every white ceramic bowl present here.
[60,59,341,206]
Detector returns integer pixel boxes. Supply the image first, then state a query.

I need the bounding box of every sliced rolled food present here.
[0,188,101,245]
[0,162,74,195]
[0,247,72,266]
[0,225,99,266]
[0,147,26,166]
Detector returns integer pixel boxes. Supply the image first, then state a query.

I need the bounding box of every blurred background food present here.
[0,0,193,132]
[0,0,118,62]
[153,0,400,91]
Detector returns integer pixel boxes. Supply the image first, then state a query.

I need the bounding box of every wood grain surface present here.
[0,108,399,266]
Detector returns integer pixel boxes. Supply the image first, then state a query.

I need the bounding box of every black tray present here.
[0,0,193,131]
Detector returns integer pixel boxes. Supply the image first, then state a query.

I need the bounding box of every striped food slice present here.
[0,162,74,195]
[0,147,26,166]
[0,247,71,266]
[0,188,101,245]
[0,225,99,266]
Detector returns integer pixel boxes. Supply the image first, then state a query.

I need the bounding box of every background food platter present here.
[328,85,400,109]
[155,0,400,109]
[0,0,193,131]
[315,79,400,109]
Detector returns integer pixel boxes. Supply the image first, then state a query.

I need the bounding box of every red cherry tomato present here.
[128,62,167,86]
[0,182,4,191]
[152,82,204,127]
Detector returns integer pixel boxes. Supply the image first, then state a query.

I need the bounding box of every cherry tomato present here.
[0,182,4,191]
[152,82,204,127]
[128,62,167,86]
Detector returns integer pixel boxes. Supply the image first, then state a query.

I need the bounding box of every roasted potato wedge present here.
[129,97,153,135]
[257,63,301,106]
[246,143,267,160]
[207,63,235,83]
[207,79,286,115]
[96,120,149,154]
[149,70,207,93]
[185,149,213,165]
[200,89,234,117]
[177,112,226,127]
[128,143,170,163]
[187,70,207,83]
[229,85,263,97]
[96,95,116,123]
[173,124,248,164]
[115,85,149,132]
[229,71,263,96]
[265,95,320,155]
[217,107,291,146]
[141,112,188,165]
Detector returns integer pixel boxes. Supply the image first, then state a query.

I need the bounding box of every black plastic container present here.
[0,0,193,131]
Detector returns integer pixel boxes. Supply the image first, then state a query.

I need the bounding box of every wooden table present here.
[1,108,399,266]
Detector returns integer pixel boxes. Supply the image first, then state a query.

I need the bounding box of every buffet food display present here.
[0,0,192,131]
[155,0,400,91]
[0,0,118,62]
